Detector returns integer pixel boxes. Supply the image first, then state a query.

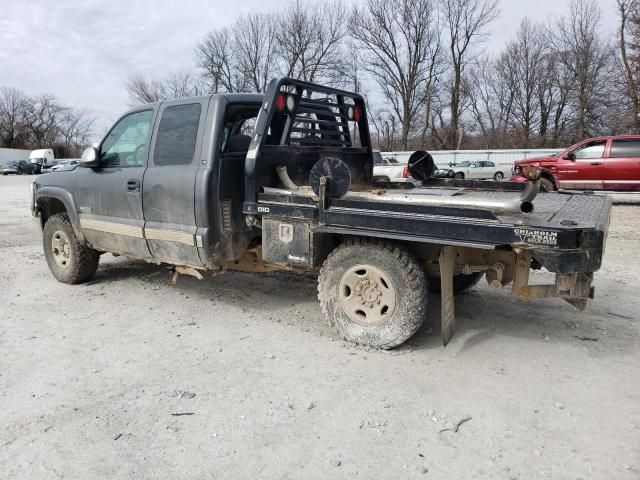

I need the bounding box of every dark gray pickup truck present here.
[31,78,611,349]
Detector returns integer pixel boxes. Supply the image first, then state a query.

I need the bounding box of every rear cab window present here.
[610,139,640,158]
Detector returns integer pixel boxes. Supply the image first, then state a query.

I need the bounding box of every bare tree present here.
[0,87,29,148]
[58,108,95,155]
[551,0,612,140]
[466,57,514,148]
[235,13,279,92]
[278,0,349,84]
[496,19,548,147]
[126,74,163,104]
[351,0,442,149]
[195,28,247,93]
[23,94,61,148]
[617,0,640,132]
[439,0,498,148]
[126,71,206,105]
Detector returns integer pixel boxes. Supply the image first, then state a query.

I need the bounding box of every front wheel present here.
[43,213,99,284]
[318,239,429,349]
[454,172,464,179]
[540,177,555,192]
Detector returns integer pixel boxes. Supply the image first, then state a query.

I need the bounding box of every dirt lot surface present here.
[1,175,639,479]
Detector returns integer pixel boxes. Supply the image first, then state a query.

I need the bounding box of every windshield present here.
[458,161,471,167]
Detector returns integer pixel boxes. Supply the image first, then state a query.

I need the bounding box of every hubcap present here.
[51,230,71,269]
[338,264,397,327]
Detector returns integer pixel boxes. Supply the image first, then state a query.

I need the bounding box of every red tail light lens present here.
[353,105,362,122]
[275,93,286,111]
[402,165,409,178]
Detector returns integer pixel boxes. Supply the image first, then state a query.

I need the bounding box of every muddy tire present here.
[493,172,504,181]
[540,177,555,192]
[455,172,464,179]
[428,271,484,294]
[318,239,429,349]
[43,213,99,284]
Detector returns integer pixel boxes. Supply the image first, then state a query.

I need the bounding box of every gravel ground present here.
[1,175,639,479]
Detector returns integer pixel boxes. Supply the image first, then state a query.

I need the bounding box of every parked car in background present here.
[452,160,505,180]
[432,168,455,178]
[510,135,640,191]
[2,160,37,175]
[373,151,411,182]
[41,160,61,173]
[2,161,19,175]
[29,149,55,174]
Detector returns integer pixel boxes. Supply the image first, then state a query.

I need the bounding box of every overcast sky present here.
[0,0,618,139]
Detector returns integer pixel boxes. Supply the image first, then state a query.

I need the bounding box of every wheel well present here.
[38,198,68,229]
[539,170,557,189]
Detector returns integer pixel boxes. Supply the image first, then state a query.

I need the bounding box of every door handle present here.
[127,179,141,192]
[590,162,602,165]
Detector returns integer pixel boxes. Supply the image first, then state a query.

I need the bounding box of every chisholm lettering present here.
[514,228,559,246]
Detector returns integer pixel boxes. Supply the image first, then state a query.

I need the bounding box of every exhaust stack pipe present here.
[345,167,542,214]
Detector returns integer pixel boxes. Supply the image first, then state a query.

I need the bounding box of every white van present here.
[29,149,55,174]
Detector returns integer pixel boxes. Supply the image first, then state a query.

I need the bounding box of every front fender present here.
[35,186,85,242]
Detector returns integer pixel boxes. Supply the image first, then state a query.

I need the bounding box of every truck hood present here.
[50,164,79,173]
[515,155,557,166]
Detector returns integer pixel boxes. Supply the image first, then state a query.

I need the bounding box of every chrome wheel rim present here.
[338,264,397,327]
[51,230,71,269]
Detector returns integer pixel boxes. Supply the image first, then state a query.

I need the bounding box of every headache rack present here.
[244,78,373,205]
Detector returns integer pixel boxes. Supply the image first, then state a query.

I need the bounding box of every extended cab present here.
[511,136,640,191]
[32,78,612,349]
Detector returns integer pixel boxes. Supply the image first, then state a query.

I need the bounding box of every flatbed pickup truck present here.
[31,78,611,349]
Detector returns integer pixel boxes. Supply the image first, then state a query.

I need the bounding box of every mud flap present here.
[439,246,456,346]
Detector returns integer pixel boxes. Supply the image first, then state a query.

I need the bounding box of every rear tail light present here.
[275,93,287,111]
[402,165,410,178]
[347,105,363,122]
[286,94,296,111]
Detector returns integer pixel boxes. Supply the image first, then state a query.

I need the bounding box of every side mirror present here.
[564,151,576,161]
[80,147,100,168]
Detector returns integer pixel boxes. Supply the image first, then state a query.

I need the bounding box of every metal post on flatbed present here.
[439,246,457,346]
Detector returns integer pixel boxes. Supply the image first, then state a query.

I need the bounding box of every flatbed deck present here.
[246,185,611,274]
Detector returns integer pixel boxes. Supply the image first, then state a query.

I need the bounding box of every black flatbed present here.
[246,185,611,274]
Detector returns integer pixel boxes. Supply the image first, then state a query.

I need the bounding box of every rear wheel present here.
[540,177,555,192]
[493,172,504,181]
[43,213,99,284]
[318,239,429,349]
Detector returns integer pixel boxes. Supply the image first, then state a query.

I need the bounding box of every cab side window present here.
[101,110,153,167]
[610,139,640,158]
[573,140,606,160]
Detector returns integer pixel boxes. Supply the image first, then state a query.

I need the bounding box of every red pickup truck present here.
[510,136,640,191]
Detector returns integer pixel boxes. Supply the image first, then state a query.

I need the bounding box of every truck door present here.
[556,139,606,189]
[142,99,208,266]
[604,138,640,191]
[75,109,155,257]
